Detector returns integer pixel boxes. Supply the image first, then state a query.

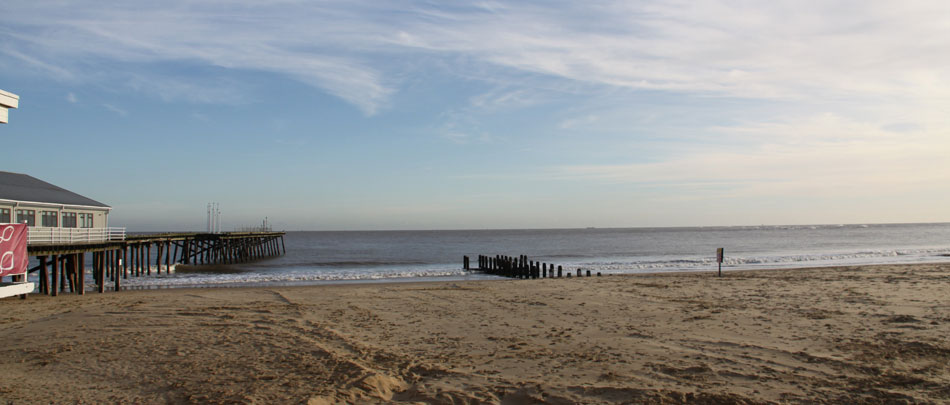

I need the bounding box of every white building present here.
[0,171,124,244]
[0,89,18,124]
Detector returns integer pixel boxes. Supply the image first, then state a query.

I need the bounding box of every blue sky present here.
[2,1,949,231]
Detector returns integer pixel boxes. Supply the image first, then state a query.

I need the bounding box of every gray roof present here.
[0,171,110,208]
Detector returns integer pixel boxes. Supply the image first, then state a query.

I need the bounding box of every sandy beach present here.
[2,263,949,404]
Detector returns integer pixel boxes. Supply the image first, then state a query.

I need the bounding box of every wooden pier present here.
[25,232,285,296]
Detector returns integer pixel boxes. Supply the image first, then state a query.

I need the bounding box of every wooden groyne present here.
[465,254,599,279]
[25,231,285,296]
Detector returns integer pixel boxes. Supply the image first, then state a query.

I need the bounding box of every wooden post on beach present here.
[717,248,724,277]
[586,270,591,277]
[557,265,562,278]
[463,256,469,271]
[577,268,582,277]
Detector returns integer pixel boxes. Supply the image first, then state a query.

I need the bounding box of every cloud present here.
[66,92,77,103]
[1,1,395,114]
[559,114,599,130]
[554,111,950,199]
[102,103,128,116]
[2,1,948,118]
[4,4,945,140]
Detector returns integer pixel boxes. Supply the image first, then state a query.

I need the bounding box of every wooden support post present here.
[37,256,48,294]
[586,270,591,277]
[122,246,128,279]
[146,243,152,275]
[66,255,75,293]
[113,249,121,292]
[558,265,562,278]
[577,268,582,277]
[155,243,162,275]
[62,255,70,293]
[92,252,99,288]
[98,252,105,293]
[77,252,85,295]
[165,240,171,272]
[50,254,59,297]
[181,239,189,264]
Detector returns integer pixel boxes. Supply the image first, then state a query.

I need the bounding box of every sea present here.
[100,222,950,289]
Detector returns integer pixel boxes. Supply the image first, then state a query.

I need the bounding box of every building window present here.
[62,212,77,228]
[41,211,58,227]
[16,209,35,226]
[0,208,10,223]
[80,213,94,228]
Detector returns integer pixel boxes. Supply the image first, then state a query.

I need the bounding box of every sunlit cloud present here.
[3,1,948,114]
[555,111,950,199]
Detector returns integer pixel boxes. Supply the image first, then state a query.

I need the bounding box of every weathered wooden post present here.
[98,252,106,293]
[122,246,128,279]
[463,256,469,270]
[77,252,85,295]
[155,243,162,275]
[586,270,591,277]
[62,255,70,293]
[717,247,724,277]
[577,268,582,277]
[51,254,59,297]
[557,265,563,278]
[114,249,120,292]
[38,256,48,295]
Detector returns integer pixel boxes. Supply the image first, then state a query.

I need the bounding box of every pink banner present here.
[0,224,28,277]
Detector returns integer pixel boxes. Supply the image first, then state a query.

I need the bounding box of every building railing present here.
[26,227,127,245]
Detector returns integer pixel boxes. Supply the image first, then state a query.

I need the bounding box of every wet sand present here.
[2,263,949,404]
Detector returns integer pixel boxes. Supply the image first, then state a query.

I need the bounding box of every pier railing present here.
[27,227,127,245]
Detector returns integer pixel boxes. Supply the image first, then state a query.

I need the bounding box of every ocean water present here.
[110,222,950,289]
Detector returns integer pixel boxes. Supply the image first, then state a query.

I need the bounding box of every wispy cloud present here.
[555,111,950,198]
[102,103,128,116]
[3,1,948,114]
[66,92,77,103]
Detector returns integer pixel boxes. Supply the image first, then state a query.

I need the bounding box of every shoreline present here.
[3,262,949,403]
[77,258,950,291]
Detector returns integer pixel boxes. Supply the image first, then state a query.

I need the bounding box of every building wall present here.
[0,201,109,228]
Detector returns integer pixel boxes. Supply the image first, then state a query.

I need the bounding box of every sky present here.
[1,1,949,231]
